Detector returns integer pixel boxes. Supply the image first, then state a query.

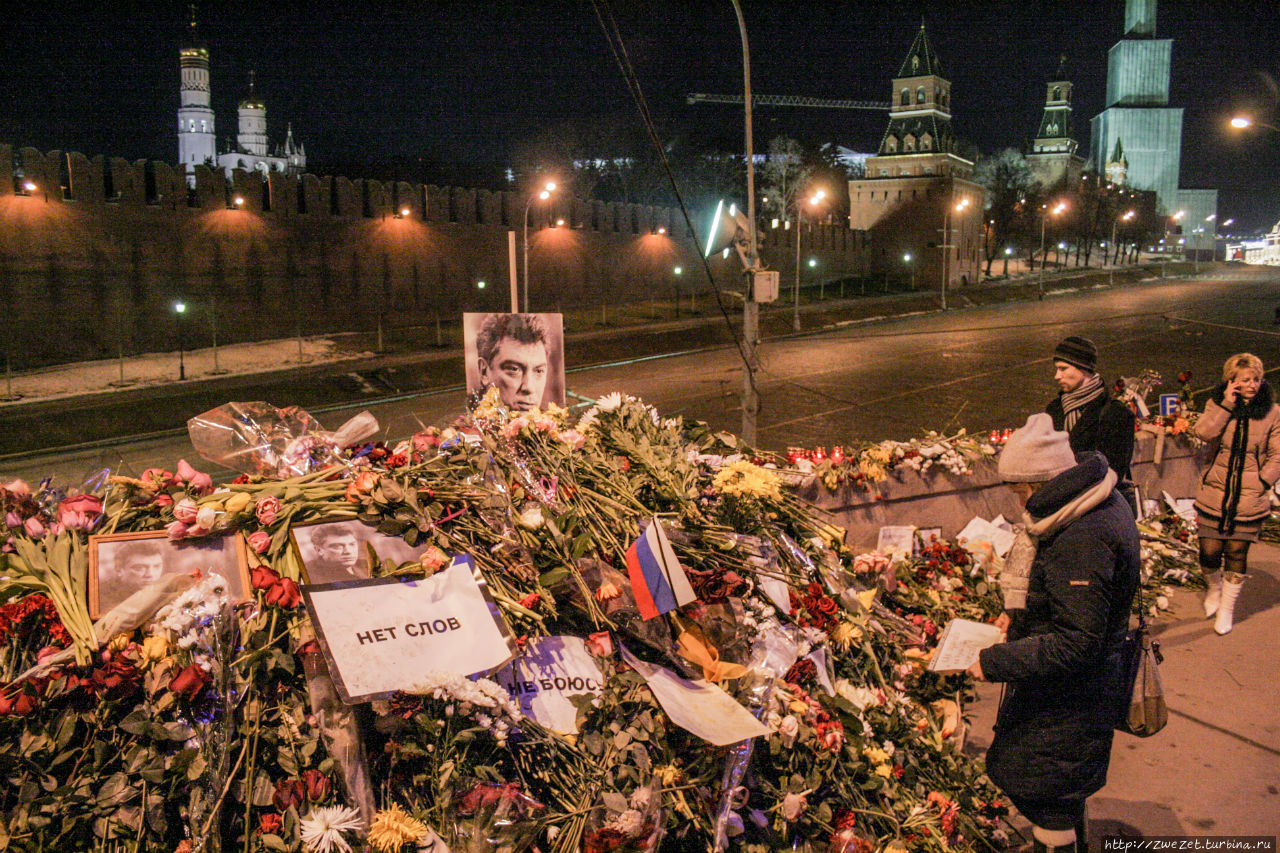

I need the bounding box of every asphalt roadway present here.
[3,264,1280,840]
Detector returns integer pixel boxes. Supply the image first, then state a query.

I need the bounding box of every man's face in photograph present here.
[121,552,165,585]
[480,337,549,412]
[318,533,360,571]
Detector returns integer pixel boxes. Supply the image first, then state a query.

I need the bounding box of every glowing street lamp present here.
[174,301,188,381]
[522,180,557,313]
[1038,201,1067,299]
[793,188,827,331]
[21,181,36,194]
[1230,115,1280,134]
[903,252,915,290]
[400,206,411,218]
[941,195,971,310]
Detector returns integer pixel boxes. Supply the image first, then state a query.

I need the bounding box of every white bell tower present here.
[177,8,216,187]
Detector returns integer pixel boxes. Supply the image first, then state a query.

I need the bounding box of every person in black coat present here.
[1044,336,1137,507]
[970,415,1141,853]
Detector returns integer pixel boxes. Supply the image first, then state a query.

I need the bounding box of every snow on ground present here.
[1,339,371,407]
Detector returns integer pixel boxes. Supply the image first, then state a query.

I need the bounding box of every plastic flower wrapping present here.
[0,389,1209,852]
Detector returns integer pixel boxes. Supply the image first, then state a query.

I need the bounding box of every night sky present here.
[2,1,1279,232]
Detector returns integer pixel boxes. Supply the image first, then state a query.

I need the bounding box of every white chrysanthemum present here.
[299,805,363,853]
[605,808,646,836]
[576,407,600,432]
[596,392,624,412]
[518,504,545,529]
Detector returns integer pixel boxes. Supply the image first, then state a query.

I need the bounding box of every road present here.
[4,266,1278,486]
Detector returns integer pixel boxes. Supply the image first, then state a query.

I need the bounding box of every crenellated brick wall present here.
[0,145,866,368]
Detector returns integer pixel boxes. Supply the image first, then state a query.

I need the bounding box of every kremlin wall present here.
[0,144,863,370]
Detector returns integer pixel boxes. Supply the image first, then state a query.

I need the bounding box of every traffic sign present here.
[1159,394,1180,417]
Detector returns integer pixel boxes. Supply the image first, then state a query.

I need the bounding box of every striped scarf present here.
[1061,373,1105,431]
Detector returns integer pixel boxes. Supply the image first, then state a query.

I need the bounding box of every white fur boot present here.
[1214,572,1245,635]
[1202,570,1223,618]
[1031,825,1078,853]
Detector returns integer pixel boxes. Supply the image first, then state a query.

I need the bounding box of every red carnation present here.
[783,658,817,685]
[258,812,283,835]
[517,592,541,610]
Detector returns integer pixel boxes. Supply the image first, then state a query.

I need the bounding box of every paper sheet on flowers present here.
[0,390,1206,853]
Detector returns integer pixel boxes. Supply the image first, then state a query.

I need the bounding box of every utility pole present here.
[731,0,761,447]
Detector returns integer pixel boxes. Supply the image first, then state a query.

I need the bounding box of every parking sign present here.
[1159,394,1180,417]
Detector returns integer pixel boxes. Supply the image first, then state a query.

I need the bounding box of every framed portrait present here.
[292,518,439,585]
[88,531,250,619]
[463,312,566,411]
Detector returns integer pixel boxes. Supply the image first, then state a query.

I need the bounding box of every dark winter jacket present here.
[1193,381,1280,529]
[1046,386,1136,485]
[979,452,1141,805]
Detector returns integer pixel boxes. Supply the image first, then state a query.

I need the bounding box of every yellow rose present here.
[107,633,130,652]
[875,763,893,778]
[223,491,252,514]
[141,635,169,663]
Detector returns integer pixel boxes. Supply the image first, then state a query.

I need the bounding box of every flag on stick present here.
[626,518,696,620]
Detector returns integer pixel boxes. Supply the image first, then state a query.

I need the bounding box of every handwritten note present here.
[927,618,1004,674]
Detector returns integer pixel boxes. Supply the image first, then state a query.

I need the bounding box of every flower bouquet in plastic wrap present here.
[448,781,546,853]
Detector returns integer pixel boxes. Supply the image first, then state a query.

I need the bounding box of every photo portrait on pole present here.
[463,312,565,411]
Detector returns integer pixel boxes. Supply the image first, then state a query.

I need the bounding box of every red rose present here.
[584,828,628,853]
[302,769,331,802]
[169,664,211,701]
[265,578,302,609]
[258,812,283,835]
[386,453,408,468]
[816,595,838,615]
[783,658,817,685]
[296,639,322,657]
[272,778,306,811]
[517,593,541,610]
[251,565,281,591]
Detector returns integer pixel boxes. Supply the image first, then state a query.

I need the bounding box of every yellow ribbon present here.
[676,625,750,683]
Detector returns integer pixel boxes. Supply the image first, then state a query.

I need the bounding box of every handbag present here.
[1115,610,1167,737]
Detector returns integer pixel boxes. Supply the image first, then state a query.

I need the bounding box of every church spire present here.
[897,23,944,78]
[1031,57,1077,155]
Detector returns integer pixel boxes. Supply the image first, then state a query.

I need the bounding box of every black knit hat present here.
[1053,336,1098,373]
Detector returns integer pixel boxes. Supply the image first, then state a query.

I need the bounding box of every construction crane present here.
[686,92,889,111]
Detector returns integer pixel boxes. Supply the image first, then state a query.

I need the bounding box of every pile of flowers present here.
[783,431,998,493]
[0,391,1022,853]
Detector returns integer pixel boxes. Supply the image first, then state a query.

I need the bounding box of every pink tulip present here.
[23,517,45,538]
[5,511,20,528]
[166,520,189,540]
[247,530,271,554]
[176,459,214,495]
[173,498,199,524]
[57,494,103,531]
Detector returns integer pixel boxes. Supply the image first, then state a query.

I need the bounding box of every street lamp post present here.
[940,193,970,311]
[903,253,915,290]
[729,0,762,446]
[1003,246,1013,277]
[174,301,187,381]
[522,181,556,313]
[792,189,825,331]
[1038,201,1067,299]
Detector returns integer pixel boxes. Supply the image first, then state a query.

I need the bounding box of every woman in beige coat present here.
[1193,353,1280,634]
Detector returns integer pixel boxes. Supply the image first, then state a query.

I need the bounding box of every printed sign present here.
[494,635,604,734]
[303,555,516,703]
[1159,394,1180,417]
[620,646,769,746]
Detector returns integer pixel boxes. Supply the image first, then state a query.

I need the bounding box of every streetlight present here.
[522,180,557,313]
[940,195,970,310]
[793,188,826,331]
[1038,201,1067,299]
[1230,115,1280,134]
[1003,246,1013,277]
[174,301,187,380]
[903,252,915,290]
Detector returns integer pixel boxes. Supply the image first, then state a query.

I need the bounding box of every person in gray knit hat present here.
[971,413,1141,853]
[1044,335,1136,512]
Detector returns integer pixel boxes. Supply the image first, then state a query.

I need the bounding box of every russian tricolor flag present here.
[627,518,697,620]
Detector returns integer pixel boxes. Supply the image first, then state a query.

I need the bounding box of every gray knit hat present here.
[1052,336,1098,373]
[998,414,1077,482]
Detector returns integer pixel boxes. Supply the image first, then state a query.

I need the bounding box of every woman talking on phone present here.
[1193,353,1280,634]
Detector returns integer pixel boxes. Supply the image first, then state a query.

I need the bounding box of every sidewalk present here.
[964,542,1280,840]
